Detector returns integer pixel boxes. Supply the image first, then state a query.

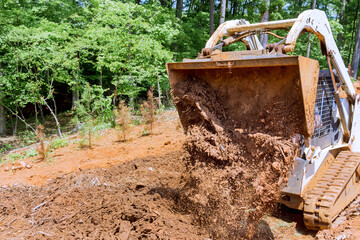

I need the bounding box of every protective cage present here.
[311,70,339,149]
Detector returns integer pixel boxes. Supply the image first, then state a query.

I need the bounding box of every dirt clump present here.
[173,78,299,239]
[0,151,209,239]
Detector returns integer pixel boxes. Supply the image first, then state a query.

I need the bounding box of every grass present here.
[0,152,25,167]
[51,138,68,150]
[26,148,38,158]
[0,136,70,167]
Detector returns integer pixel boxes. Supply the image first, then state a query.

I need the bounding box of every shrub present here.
[73,83,113,148]
[140,86,157,134]
[18,130,37,146]
[36,125,50,161]
[114,100,131,141]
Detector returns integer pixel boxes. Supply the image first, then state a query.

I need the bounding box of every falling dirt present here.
[173,77,300,239]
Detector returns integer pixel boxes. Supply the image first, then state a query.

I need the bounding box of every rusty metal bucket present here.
[167,53,319,141]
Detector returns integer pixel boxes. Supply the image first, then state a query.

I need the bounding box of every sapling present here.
[73,83,96,148]
[114,100,130,141]
[141,86,157,134]
[73,83,112,148]
[36,125,49,161]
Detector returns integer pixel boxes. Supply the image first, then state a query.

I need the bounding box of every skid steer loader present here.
[166,9,360,230]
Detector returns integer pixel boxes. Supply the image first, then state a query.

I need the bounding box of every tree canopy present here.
[0,0,359,136]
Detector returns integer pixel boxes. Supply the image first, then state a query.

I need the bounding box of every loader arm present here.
[223,9,356,100]
[283,9,356,101]
[205,20,263,50]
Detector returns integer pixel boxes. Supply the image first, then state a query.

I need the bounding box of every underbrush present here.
[51,138,69,150]
[0,104,174,166]
[0,148,37,166]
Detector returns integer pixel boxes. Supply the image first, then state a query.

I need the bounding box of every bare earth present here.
[0,110,359,239]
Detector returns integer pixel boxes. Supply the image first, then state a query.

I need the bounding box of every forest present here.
[0,0,359,139]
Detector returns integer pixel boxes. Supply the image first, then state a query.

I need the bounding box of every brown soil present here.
[173,78,299,239]
[0,110,359,239]
[0,111,184,186]
[0,151,210,239]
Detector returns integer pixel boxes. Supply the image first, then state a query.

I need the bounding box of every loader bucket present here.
[167,54,319,140]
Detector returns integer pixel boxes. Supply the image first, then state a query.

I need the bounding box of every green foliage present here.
[74,83,113,124]
[51,138,68,150]
[73,83,110,147]
[18,130,37,146]
[0,0,176,137]
[132,118,141,126]
[142,128,150,136]
[0,144,12,154]
[1,0,360,138]
[4,153,23,162]
[26,148,39,158]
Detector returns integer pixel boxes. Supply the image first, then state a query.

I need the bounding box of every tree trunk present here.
[42,98,63,139]
[72,90,79,109]
[4,105,35,132]
[72,61,80,110]
[210,0,215,35]
[35,102,38,126]
[159,0,168,7]
[306,0,316,58]
[348,0,359,65]
[13,107,18,135]
[0,63,5,136]
[220,0,226,24]
[51,73,57,115]
[157,76,162,109]
[176,0,183,18]
[337,0,346,45]
[39,103,45,123]
[100,65,103,88]
[0,98,5,136]
[260,0,270,48]
[350,15,360,78]
[19,108,27,130]
[233,1,238,16]
[52,96,57,115]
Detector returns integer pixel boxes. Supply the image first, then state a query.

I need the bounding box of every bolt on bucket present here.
[167,53,319,142]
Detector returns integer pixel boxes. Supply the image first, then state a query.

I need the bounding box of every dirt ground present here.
[0,110,359,239]
[0,111,184,186]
